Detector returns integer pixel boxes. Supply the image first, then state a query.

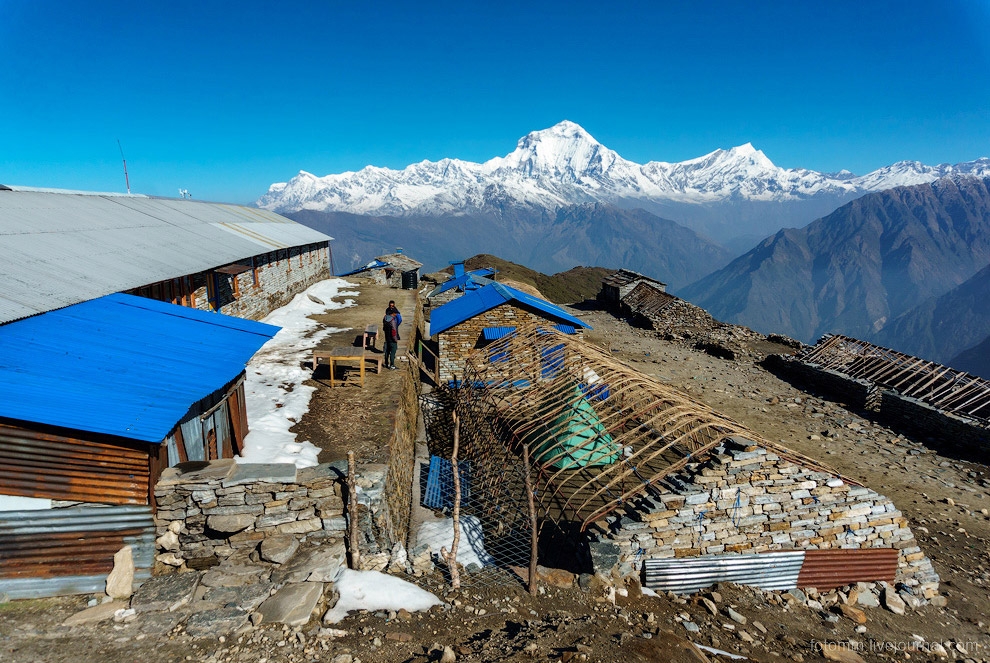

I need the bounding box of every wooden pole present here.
[523,443,539,596]
[347,451,361,570]
[441,411,462,589]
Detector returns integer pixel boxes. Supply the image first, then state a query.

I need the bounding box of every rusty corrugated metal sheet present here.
[643,552,806,594]
[0,424,150,504]
[643,547,902,594]
[796,548,899,589]
[0,504,155,599]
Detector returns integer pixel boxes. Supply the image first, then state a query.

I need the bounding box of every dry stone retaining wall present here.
[153,460,388,572]
[766,355,987,453]
[589,437,939,597]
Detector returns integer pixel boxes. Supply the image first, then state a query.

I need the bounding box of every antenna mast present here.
[117,139,131,194]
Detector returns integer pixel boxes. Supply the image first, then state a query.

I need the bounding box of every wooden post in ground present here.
[347,451,361,570]
[441,411,462,589]
[523,443,539,596]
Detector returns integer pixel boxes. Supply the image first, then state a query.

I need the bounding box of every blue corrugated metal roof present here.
[0,293,278,442]
[482,326,517,340]
[429,272,496,297]
[429,283,590,336]
[338,259,389,277]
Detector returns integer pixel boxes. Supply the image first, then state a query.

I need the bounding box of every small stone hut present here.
[429,282,590,384]
[598,269,666,307]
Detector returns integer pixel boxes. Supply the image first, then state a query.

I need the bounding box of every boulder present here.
[131,571,201,613]
[881,587,906,615]
[272,541,346,585]
[105,545,135,600]
[260,536,300,565]
[63,601,127,626]
[257,582,325,627]
[184,607,250,637]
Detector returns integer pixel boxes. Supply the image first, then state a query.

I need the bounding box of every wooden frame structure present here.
[799,335,990,426]
[448,320,843,532]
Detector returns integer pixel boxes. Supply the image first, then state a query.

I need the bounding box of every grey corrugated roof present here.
[601,268,666,288]
[375,252,423,271]
[0,189,332,324]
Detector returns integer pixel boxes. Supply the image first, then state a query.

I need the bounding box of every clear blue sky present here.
[2,0,989,203]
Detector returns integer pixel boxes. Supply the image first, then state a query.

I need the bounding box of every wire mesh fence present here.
[414,388,536,591]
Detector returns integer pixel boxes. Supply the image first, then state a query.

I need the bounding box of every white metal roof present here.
[0,189,332,324]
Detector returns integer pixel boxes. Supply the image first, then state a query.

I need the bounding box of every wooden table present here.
[364,324,378,349]
[313,346,382,387]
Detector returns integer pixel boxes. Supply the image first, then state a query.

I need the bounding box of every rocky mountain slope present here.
[679,176,990,346]
[259,120,990,248]
[875,262,990,367]
[950,335,990,380]
[304,202,731,290]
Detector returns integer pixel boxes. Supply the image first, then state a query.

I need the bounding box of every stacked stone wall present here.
[437,303,583,382]
[879,391,989,453]
[767,355,987,453]
[763,355,874,410]
[153,460,386,572]
[591,438,939,597]
[209,243,330,321]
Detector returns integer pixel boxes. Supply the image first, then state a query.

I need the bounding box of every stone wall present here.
[209,243,331,321]
[589,437,939,597]
[437,303,583,383]
[767,355,987,453]
[131,243,330,322]
[153,459,387,572]
[879,391,989,454]
[763,355,875,410]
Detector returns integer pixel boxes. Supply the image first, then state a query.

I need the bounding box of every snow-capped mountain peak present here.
[485,120,625,181]
[257,121,990,223]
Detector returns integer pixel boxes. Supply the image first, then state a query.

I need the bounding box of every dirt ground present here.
[295,276,417,466]
[2,287,989,663]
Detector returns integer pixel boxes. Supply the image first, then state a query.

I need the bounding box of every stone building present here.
[0,186,333,323]
[429,282,590,383]
[598,268,667,307]
[0,186,330,598]
[592,437,938,594]
[442,321,938,597]
[339,251,424,289]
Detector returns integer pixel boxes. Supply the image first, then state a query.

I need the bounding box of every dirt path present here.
[292,276,417,465]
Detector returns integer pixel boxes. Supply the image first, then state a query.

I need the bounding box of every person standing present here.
[383,308,400,370]
[386,300,402,328]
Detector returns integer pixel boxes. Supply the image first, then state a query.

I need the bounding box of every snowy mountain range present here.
[258,120,990,246]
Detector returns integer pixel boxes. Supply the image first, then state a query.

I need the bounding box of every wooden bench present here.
[364,324,378,349]
[313,346,382,387]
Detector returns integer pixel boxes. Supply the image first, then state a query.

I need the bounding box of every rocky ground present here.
[1,287,989,663]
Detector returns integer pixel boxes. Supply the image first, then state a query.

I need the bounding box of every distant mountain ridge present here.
[680,176,990,352]
[296,202,732,290]
[875,263,990,366]
[259,120,990,246]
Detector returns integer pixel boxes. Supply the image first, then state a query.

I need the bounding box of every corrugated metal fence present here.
[0,504,155,599]
[644,548,899,594]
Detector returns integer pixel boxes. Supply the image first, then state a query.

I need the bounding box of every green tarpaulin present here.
[530,386,619,470]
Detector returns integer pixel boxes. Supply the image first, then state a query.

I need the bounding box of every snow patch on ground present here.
[323,569,442,623]
[237,278,358,467]
[416,515,496,569]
